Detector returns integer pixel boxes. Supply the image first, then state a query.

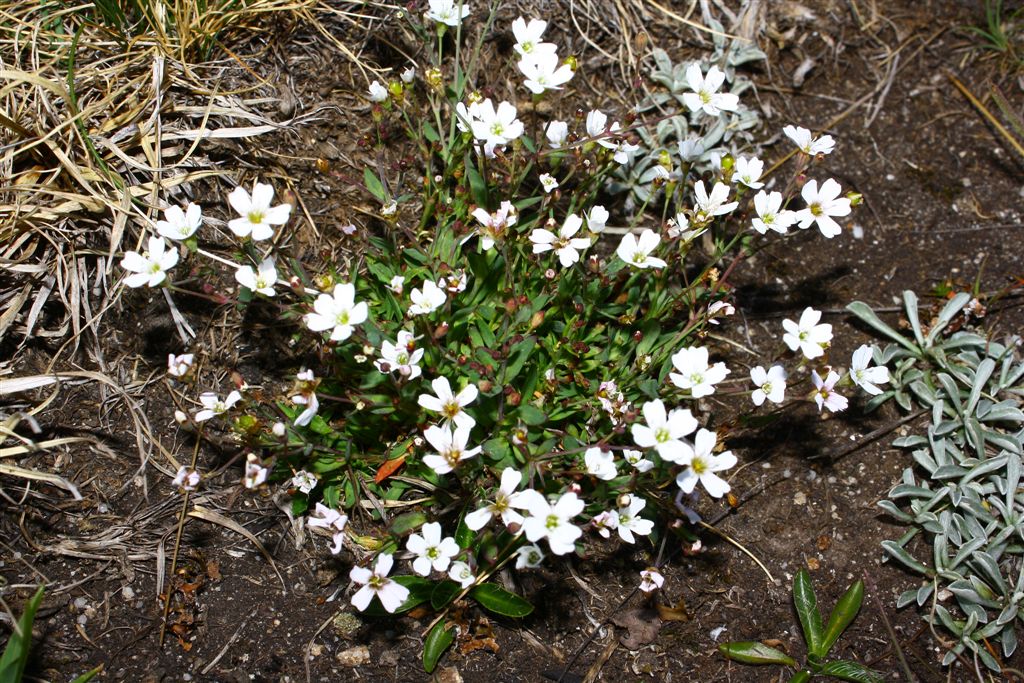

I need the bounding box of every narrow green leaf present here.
[388,511,428,536]
[516,405,547,426]
[70,666,103,683]
[793,569,824,657]
[902,291,924,346]
[717,641,798,667]
[455,508,475,549]
[820,580,864,656]
[0,585,45,682]
[845,301,919,354]
[466,163,488,208]
[818,660,884,683]
[787,672,813,683]
[431,580,462,610]
[423,620,455,673]
[471,583,533,617]
[363,167,386,201]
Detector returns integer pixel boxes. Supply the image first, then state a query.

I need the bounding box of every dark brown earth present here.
[3,1,1023,682]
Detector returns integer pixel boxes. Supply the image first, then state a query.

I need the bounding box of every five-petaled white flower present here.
[167,353,194,378]
[306,283,368,342]
[465,467,527,530]
[631,399,698,464]
[693,180,738,221]
[587,205,609,233]
[291,470,318,494]
[545,120,568,148]
[407,522,460,576]
[750,365,787,406]
[732,156,765,189]
[156,202,202,241]
[591,509,618,538]
[425,0,470,26]
[292,369,320,427]
[675,428,736,498]
[539,173,559,193]
[308,502,348,554]
[795,178,851,238]
[812,369,848,413]
[512,17,557,59]
[751,190,797,235]
[515,543,545,569]
[235,257,278,296]
[418,377,478,430]
[614,494,654,544]
[408,280,447,316]
[616,229,667,269]
[172,466,200,491]
[376,330,424,380]
[387,275,405,295]
[682,64,738,116]
[522,491,584,555]
[530,214,591,267]
[850,345,890,395]
[469,99,524,154]
[227,181,292,241]
[783,125,835,156]
[449,561,475,588]
[639,568,665,593]
[243,454,268,489]
[623,449,655,473]
[194,390,242,421]
[122,235,178,288]
[422,424,482,475]
[368,80,388,103]
[782,307,833,359]
[583,447,617,481]
[350,553,409,613]
[470,200,517,249]
[518,50,574,94]
[669,346,730,398]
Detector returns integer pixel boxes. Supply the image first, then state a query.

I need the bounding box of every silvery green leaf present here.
[986,432,1021,452]
[897,588,919,608]
[977,642,1001,672]
[917,583,935,606]
[982,401,1024,423]
[846,301,919,353]
[961,602,989,624]
[864,392,890,413]
[651,48,672,73]
[935,605,963,635]
[1007,453,1021,511]
[1002,623,1017,657]
[970,553,1009,594]
[933,465,967,480]
[966,358,996,416]
[933,420,961,436]
[927,292,973,346]
[950,537,988,571]
[877,500,913,522]
[895,435,928,448]
[903,291,925,346]
[882,540,932,575]
[961,454,1009,486]
[896,390,912,411]
[967,576,999,606]
[909,380,937,406]
[939,332,988,352]
[941,648,959,666]
[965,417,986,454]
[998,605,1018,626]
[936,374,964,414]
[911,448,937,472]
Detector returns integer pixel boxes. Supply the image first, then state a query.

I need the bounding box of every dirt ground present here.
[2,0,1023,681]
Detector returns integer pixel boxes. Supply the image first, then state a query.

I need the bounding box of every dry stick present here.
[158,434,202,647]
[946,71,1024,159]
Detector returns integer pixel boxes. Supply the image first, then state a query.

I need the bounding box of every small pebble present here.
[336,645,370,667]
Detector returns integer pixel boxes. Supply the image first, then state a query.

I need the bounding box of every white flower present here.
[375,330,424,380]
[522,491,584,555]
[172,466,200,491]
[682,63,738,116]
[407,522,460,576]
[615,494,654,544]
[156,202,202,240]
[782,307,833,359]
[512,17,557,59]
[442,270,467,294]
[167,353,194,378]
[518,51,574,94]
[539,173,559,193]
[591,510,618,538]
[422,424,481,475]
[616,230,667,269]
[707,300,735,324]
[350,553,409,613]
[308,502,348,554]
[227,181,292,241]
[243,454,268,489]
[469,200,517,249]
[783,125,835,156]
[381,200,398,217]
[812,369,848,413]
[194,390,241,421]
[675,428,736,498]
[545,120,568,148]
[121,235,178,288]
[584,447,617,481]
[449,561,475,588]
[401,67,416,83]
[693,180,738,221]
[587,205,609,233]
[291,470,317,494]
[795,178,851,238]
[292,369,319,427]
[469,99,524,152]
[465,468,526,530]
[305,283,369,341]
[623,449,655,473]
[408,280,447,316]
[368,80,388,102]
[750,365,787,406]
[669,346,730,398]
[639,568,664,593]
[387,275,405,294]
[425,0,469,26]
[732,156,764,189]
[417,377,478,430]
[751,190,797,235]
[234,257,278,296]
[530,214,591,268]
[514,543,545,569]
[668,212,703,242]
[850,345,889,395]
[631,399,698,464]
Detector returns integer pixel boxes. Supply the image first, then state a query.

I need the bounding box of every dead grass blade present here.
[188,505,286,591]
[0,462,82,500]
[947,71,1024,159]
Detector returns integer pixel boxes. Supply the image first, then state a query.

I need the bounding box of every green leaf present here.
[516,405,547,426]
[466,163,488,208]
[845,301,919,354]
[422,122,440,143]
[819,580,864,657]
[455,508,475,549]
[471,583,534,617]
[364,167,386,201]
[793,569,824,657]
[70,666,103,683]
[431,580,463,610]
[388,511,427,536]
[423,620,455,673]
[717,641,798,667]
[818,660,884,682]
[0,584,45,683]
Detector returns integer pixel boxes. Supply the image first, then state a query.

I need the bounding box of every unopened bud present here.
[272,422,286,437]
[847,191,863,207]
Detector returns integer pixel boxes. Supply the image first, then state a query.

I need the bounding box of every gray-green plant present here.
[719,568,882,682]
[848,291,1024,672]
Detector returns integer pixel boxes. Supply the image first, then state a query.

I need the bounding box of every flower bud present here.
[272,422,286,437]
[847,191,863,206]
[174,410,188,425]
